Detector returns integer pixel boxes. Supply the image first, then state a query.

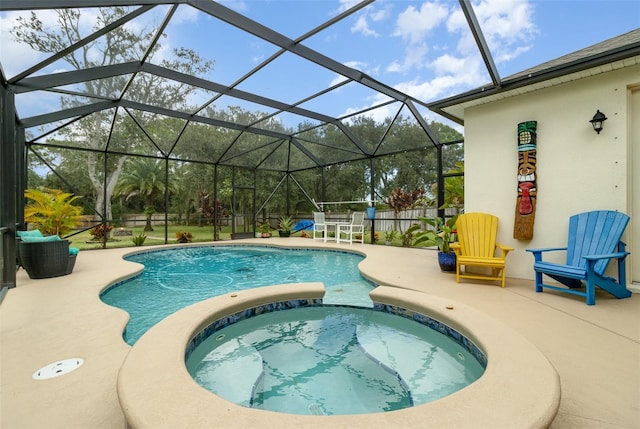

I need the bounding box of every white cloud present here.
[386,43,431,74]
[447,0,538,63]
[218,0,248,12]
[252,54,266,64]
[391,50,489,103]
[329,74,351,87]
[351,15,380,37]
[477,0,537,40]
[340,96,397,124]
[394,76,450,102]
[344,60,369,70]
[0,11,56,78]
[375,0,537,106]
[338,0,363,14]
[478,1,538,65]
[0,7,164,79]
[431,53,466,75]
[393,2,450,45]
[173,4,200,24]
[495,44,532,63]
[349,3,392,38]
[328,60,370,87]
[403,43,430,70]
[370,7,390,23]
[384,1,453,76]
[386,61,402,73]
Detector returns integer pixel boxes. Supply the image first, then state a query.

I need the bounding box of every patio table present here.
[324,221,349,243]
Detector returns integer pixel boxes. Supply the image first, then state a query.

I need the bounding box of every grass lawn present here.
[67,224,405,251]
[68,225,224,251]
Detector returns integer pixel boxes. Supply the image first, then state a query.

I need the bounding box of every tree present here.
[39,146,96,214]
[115,158,176,231]
[442,161,464,210]
[386,187,426,232]
[12,8,213,223]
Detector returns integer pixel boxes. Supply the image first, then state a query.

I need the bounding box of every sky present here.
[0,0,638,132]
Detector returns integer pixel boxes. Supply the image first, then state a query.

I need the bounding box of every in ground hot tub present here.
[117,284,560,428]
[185,304,486,415]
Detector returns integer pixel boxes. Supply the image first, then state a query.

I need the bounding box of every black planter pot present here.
[438,251,456,272]
[278,230,291,237]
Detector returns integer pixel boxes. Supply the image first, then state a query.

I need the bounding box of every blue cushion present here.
[17,230,44,238]
[69,247,80,255]
[20,235,61,243]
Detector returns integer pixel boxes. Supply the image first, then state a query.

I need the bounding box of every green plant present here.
[413,214,459,253]
[24,188,83,237]
[131,233,147,246]
[384,228,398,242]
[258,222,271,233]
[401,225,417,247]
[90,223,113,240]
[175,231,193,243]
[278,215,294,232]
[443,162,464,208]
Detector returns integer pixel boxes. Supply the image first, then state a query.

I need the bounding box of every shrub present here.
[131,233,147,246]
[175,231,193,243]
[24,188,83,237]
[90,224,113,240]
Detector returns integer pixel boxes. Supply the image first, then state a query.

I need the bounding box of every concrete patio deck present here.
[1,238,638,428]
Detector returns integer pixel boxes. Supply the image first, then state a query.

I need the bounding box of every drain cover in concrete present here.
[33,358,84,380]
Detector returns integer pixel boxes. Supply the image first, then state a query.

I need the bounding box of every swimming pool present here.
[185,305,485,415]
[100,246,375,344]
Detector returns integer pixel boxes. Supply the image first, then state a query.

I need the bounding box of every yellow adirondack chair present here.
[450,213,513,287]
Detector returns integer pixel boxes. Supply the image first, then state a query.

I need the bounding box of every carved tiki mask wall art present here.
[514,121,537,240]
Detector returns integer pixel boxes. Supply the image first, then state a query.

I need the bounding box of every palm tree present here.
[115,158,175,231]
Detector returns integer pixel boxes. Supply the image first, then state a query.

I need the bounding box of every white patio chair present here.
[312,212,327,241]
[338,212,365,244]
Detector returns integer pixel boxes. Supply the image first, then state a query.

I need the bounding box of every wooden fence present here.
[85,207,460,233]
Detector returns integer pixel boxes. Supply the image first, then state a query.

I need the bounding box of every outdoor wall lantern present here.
[589,110,607,134]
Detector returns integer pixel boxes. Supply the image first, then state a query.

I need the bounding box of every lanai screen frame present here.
[1,0,494,289]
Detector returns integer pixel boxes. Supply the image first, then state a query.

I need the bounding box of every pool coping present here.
[117,282,561,428]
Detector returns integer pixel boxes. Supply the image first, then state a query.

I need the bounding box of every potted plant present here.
[24,188,83,237]
[278,215,294,237]
[21,188,84,278]
[413,214,459,271]
[258,222,271,238]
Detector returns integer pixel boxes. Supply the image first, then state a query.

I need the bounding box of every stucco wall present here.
[463,64,638,282]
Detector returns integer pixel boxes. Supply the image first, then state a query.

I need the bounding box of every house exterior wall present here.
[463,63,639,289]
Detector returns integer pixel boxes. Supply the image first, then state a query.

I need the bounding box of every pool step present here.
[189,338,263,407]
[356,321,481,404]
[250,319,412,415]
[323,281,374,307]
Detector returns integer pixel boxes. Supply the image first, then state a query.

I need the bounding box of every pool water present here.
[186,306,485,415]
[100,246,375,344]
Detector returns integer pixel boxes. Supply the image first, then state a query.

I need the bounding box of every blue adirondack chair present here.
[526,210,631,305]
